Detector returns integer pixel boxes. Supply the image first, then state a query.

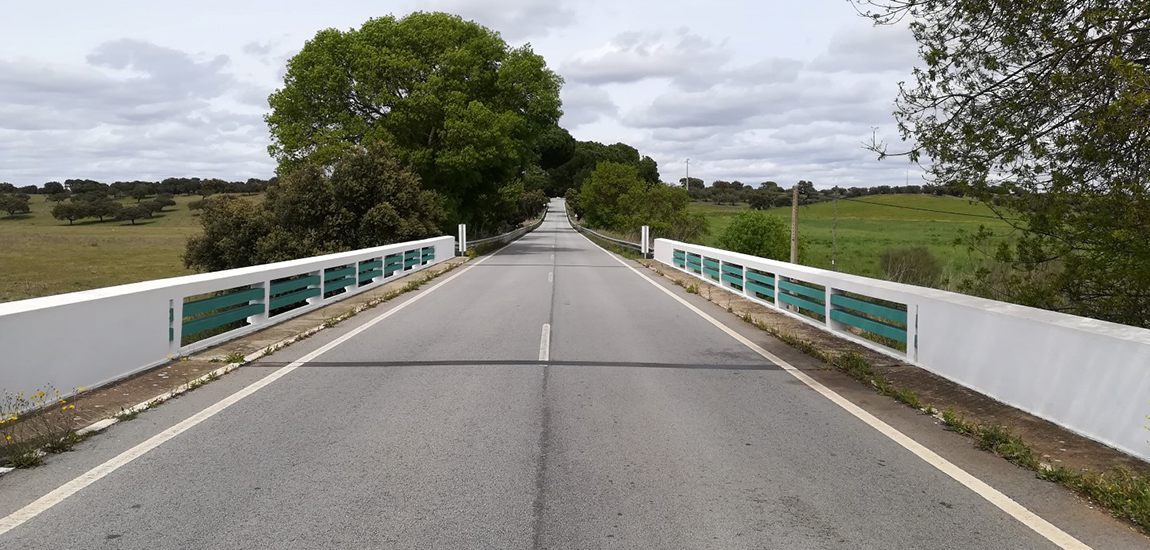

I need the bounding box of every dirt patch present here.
[639,258,1150,476]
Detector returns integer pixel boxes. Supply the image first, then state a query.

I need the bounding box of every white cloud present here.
[419,0,575,41]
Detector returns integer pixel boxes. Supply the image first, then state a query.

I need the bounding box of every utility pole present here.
[790,183,799,264]
[685,158,690,189]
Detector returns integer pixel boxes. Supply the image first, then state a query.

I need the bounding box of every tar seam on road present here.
[574,230,1095,550]
[531,212,559,550]
[0,241,517,539]
[233,360,782,370]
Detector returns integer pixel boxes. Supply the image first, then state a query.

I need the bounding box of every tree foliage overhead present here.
[266,12,563,229]
[857,0,1150,326]
[578,162,706,242]
[185,142,443,272]
[548,141,660,196]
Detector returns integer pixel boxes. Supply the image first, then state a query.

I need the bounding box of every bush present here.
[716,211,797,261]
[880,247,942,287]
[187,199,206,210]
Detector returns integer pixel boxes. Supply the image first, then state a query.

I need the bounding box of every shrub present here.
[716,211,798,261]
[880,246,942,287]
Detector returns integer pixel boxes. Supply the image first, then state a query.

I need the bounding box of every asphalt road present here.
[0,199,1145,549]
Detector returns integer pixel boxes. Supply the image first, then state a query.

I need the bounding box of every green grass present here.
[0,194,259,303]
[689,195,1014,281]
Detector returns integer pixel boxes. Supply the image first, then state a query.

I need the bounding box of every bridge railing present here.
[564,205,649,256]
[654,238,1150,463]
[0,236,455,399]
[459,208,547,254]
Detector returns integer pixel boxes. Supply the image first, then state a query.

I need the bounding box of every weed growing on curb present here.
[1,386,83,468]
[115,408,139,422]
[224,351,246,364]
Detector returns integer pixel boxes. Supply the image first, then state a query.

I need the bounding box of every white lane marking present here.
[0,252,509,538]
[577,234,1093,550]
[548,272,553,283]
[539,324,551,362]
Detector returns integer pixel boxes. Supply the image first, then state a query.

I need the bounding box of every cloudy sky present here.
[0,0,925,189]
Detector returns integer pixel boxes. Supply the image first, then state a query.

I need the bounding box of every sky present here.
[0,0,926,189]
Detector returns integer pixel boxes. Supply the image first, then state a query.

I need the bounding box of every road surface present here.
[0,199,1144,549]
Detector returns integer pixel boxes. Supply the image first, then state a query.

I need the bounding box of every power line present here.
[837,195,1016,220]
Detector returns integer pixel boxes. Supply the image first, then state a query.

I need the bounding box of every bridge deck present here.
[0,200,1143,549]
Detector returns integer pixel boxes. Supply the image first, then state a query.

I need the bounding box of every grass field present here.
[0,195,255,303]
[689,195,1015,282]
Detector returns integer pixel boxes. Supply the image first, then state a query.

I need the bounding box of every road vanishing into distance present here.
[0,199,1145,549]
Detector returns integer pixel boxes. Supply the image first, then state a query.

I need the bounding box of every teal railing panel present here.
[778,280,824,302]
[721,273,743,286]
[324,266,356,282]
[183,287,264,317]
[747,280,774,297]
[703,258,720,269]
[830,294,907,325]
[830,309,907,343]
[359,260,383,272]
[778,292,825,315]
[270,287,321,310]
[325,277,356,292]
[271,275,321,296]
[721,264,743,276]
[183,303,264,336]
[745,271,773,286]
[358,270,382,283]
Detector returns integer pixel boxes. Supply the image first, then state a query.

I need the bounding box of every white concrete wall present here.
[655,239,1150,463]
[0,236,454,400]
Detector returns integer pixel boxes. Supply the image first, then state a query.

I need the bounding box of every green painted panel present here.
[270,287,321,310]
[385,254,402,266]
[830,310,907,343]
[271,275,321,296]
[778,292,825,315]
[169,327,173,342]
[169,307,173,323]
[183,287,264,317]
[721,264,743,276]
[358,270,382,283]
[674,260,686,267]
[703,258,720,268]
[183,303,264,336]
[673,250,685,259]
[745,271,773,286]
[721,273,743,286]
[747,281,774,297]
[830,294,907,324]
[324,266,355,282]
[385,264,401,275]
[404,249,418,259]
[325,277,355,292]
[359,260,383,271]
[404,258,419,268]
[703,267,720,279]
[779,280,825,302]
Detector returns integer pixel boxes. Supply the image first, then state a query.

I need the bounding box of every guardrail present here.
[654,238,1150,463]
[0,236,455,399]
[457,209,548,254]
[564,207,648,256]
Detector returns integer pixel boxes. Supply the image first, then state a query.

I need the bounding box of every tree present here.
[266,12,563,229]
[152,194,177,211]
[47,192,70,203]
[89,199,123,222]
[716,211,799,262]
[186,141,444,271]
[115,205,152,225]
[680,177,705,190]
[748,190,775,210]
[0,183,15,193]
[42,181,64,195]
[880,247,942,287]
[618,183,707,242]
[18,185,38,195]
[0,194,31,217]
[129,184,153,203]
[518,190,548,222]
[858,0,1150,326]
[579,162,643,229]
[51,202,91,225]
[564,188,582,218]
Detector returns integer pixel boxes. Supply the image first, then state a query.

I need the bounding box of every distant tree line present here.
[0,177,274,199]
[683,178,969,207]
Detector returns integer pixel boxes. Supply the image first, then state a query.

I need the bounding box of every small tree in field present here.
[880,247,942,288]
[51,202,91,225]
[0,194,31,217]
[716,211,797,262]
[129,184,153,203]
[89,199,123,222]
[115,205,152,225]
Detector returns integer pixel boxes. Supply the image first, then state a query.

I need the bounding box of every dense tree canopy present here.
[858,0,1150,326]
[266,12,563,231]
[548,141,660,196]
[578,162,705,242]
[185,142,443,271]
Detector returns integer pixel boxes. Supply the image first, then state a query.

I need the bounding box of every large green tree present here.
[185,142,443,272]
[266,12,563,232]
[858,0,1150,326]
[549,141,660,195]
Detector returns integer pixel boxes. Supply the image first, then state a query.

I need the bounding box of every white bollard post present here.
[641,225,650,257]
[458,224,467,255]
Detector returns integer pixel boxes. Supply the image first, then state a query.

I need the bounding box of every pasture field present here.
[688,195,1015,282]
[0,195,257,302]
